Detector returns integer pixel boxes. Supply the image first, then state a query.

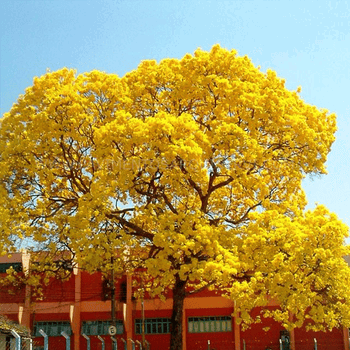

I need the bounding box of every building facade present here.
[0,253,348,350]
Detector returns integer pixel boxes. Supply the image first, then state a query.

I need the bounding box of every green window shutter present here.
[187,316,232,333]
[81,320,124,335]
[135,318,171,334]
[34,321,71,337]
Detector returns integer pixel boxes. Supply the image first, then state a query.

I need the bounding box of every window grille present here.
[34,321,71,337]
[81,320,124,335]
[188,316,232,333]
[135,318,171,334]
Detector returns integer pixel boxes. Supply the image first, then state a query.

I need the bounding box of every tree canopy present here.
[1,45,349,350]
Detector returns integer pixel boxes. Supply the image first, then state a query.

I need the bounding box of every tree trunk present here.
[170,275,187,350]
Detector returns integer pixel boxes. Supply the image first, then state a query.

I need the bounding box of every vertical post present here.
[73,265,82,350]
[111,256,116,327]
[234,307,241,350]
[10,330,21,350]
[289,329,295,350]
[314,338,317,350]
[98,335,105,350]
[111,336,118,350]
[243,339,246,350]
[207,339,210,350]
[141,298,145,347]
[129,339,136,350]
[121,338,127,350]
[21,250,32,330]
[136,340,142,350]
[343,327,349,350]
[144,339,150,350]
[39,329,49,350]
[126,275,133,350]
[82,334,90,350]
[61,331,71,350]
[288,312,295,350]
[28,338,33,350]
[279,338,283,350]
[182,304,187,350]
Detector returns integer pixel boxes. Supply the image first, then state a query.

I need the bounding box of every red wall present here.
[241,307,285,350]
[80,311,123,322]
[295,326,344,350]
[33,274,75,303]
[0,266,347,350]
[3,313,19,323]
[33,336,68,350]
[34,313,70,322]
[80,272,125,302]
[81,271,103,301]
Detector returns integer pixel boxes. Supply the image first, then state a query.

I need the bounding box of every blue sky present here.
[1,0,350,232]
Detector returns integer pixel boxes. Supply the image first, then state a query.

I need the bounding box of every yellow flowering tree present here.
[1,45,349,350]
[229,206,350,331]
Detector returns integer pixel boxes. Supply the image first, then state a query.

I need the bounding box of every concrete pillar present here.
[289,328,295,350]
[343,327,349,350]
[234,302,241,350]
[234,317,241,350]
[71,266,81,350]
[126,274,133,350]
[21,250,31,329]
[182,307,187,350]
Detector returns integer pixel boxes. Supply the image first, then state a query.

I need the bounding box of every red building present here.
[0,252,348,350]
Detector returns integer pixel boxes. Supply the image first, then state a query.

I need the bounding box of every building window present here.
[34,321,71,337]
[81,320,124,335]
[188,316,232,333]
[135,318,171,334]
[0,262,22,273]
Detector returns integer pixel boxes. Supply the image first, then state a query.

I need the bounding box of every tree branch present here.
[106,213,154,240]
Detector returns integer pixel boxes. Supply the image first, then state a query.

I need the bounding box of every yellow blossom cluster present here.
[0,45,348,332]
